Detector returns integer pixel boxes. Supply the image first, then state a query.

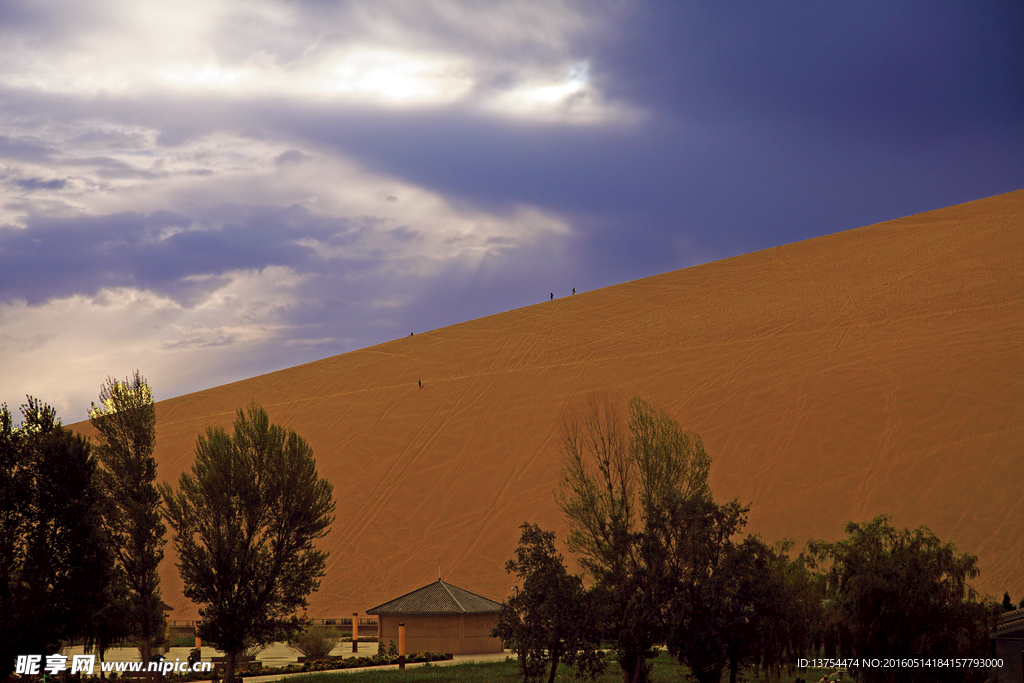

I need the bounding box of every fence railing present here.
[168,618,378,631]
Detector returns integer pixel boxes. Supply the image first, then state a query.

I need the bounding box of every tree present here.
[494,523,605,683]
[660,496,750,683]
[0,399,114,678]
[740,540,822,683]
[556,394,712,683]
[809,516,996,683]
[161,403,336,683]
[89,371,165,661]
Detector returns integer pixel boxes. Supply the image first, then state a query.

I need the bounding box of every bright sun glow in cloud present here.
[325,48,473,104]
[151,49,475,106]
[0,0,629,123]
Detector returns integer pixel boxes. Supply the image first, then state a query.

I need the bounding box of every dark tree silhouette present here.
[0,399,113,678]
[809,516,996,683]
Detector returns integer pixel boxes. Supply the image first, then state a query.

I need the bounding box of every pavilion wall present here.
[377,613,502,655]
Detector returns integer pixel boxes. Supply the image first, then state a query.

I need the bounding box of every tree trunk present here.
[140,636,152,683]
[546,652,560,683]
[224,651,236,683]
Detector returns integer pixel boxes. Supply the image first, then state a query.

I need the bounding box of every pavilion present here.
[366,579,504,655]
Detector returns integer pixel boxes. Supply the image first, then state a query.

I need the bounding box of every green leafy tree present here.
[720,537,771,683]
[556,394,712,683]
[746,540,822,683]
[660,497,749,683]
[809,516,996,683]
[161,403,336,683]
[0,399,114,677]
[494,523,606,683]
[89,371,165,661]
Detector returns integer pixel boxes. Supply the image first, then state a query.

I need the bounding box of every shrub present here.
[289,623,342,660]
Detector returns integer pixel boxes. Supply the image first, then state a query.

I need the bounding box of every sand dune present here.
[71,189,1024,619]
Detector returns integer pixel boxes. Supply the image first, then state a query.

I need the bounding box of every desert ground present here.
[70,189,1024,620]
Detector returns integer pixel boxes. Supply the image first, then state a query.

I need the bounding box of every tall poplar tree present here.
[90,371,165,661]
[556,394,713,683]
[161,403,335,683]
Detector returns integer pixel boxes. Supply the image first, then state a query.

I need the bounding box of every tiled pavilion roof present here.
[366,579,502,615]
[995,608,1024,637]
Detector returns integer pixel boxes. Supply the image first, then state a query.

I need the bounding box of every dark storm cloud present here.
[275,149,310,165]
[251,98,1017,292]
[0,206,361,304]
[0,135,57,162]
[225,2,1020,289]
[387,226,419,242]
[79,156,164,179]
[69,128,149,147]
[593,3,1024,132]
[12,177,67,190]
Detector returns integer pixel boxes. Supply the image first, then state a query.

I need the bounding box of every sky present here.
[1,1,1022,423]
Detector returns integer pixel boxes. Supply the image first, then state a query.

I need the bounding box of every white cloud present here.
[0,272,299,423]
[0,0,605,423]
[0,0,633,123]
[0,128,572,421]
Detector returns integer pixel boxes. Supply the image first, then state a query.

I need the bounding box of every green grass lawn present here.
[278,652,834,683]
[170,634,199,648]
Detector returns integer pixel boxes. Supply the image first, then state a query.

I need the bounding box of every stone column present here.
[398,623,406,670]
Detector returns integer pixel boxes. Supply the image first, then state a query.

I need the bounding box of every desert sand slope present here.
[71,190,1024,620]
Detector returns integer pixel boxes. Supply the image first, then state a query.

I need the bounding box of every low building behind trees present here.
[367,579,504,655]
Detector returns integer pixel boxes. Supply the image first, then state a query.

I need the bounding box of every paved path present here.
[59,645,511,681]
[236,652,512,682]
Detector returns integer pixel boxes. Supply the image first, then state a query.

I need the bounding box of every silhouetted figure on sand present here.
[418,380,422,388]
[550,292,553,300]
[572,287,575,295]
